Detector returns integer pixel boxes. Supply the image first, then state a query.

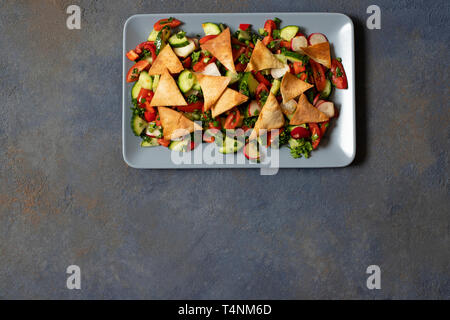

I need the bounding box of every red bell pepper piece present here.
[239,24,251,31]
[154,18,182,31]
[126,60,150,83]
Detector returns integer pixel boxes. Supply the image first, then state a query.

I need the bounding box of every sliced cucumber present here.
[169,139,190,152]
[240,72,259,97]
[237,30,251,42]
[202,22,221,35]
[173,39,196,58]
[168,31,190,48]
[147,29,159,42]
[141,138,159,147]
[152,75,160,91]
[319,79,332,99]
[131,82,142,100]
[138,71,152,90]
[192,74,201,90]
[280,26,299,41]
[283,51,304,63]
[270,79,281,95]
[177,70,195,93]
[155,28,171,54]
[225,70,241,84]
[275,54,288,64]
[131,114,147,136]
[219,136,244,154]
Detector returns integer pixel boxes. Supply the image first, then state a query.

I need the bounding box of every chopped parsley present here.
[274,17,282,27]
[289,139,313,159]
[243,116,257,127]
[336,67,343,77]
[272,29,281,39]
[187,94,199,104]
[259,90,269,107]
[191,51,201,64]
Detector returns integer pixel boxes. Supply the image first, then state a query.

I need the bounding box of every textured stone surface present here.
[0,0,449,299]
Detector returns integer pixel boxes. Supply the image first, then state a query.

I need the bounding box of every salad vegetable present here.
[126,17,348,158]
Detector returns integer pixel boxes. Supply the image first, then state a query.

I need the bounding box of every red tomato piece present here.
[233,46,247,62]
[264,20,276,36]
[223,109,241,129]
[126,50,139,61]
[293,61,306,74]
[126,60,150,83]
[309,123,322,149]
[280,40,291,49]
[320,121,329,136]
[290,126,310,139]
[137,88,152,104]
[330,59,348,89]
[144,111,156,122]
[253,71,271,87]
[175,101,204,113]
[235,62,246,72]
[262,35,273,46]
[154,18,182,31]
[199,35,218,44]
[182,56,192,68]
[310,59,327,92]
[157,138,170,147]
[239,24,251,31]
[255,82,269,100]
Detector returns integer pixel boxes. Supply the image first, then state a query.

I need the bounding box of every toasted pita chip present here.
[195,74,230,111]
[211,88,248,118]
[150,69,187,106]
[200,28,236,73]
[148,45,184,75]
[158,107,202,140]
[290,94,329,125]
[245,40,285,72]
[249,93,285,140]
[301,42,331,69]
[280,72,314,103]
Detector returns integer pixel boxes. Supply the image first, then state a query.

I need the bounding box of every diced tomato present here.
[264,20,276,36]
[253,71,271,87]
[300,73,307,81]
[309,123,321,149]
[157,138,171,147]
[262,35,273,46]
[192,55,216,72]
[235,62,246,72]
[290,126,310,139]
[280,40,291,49]
[239,23,251,31]
[175,101,204,113]
[126,50,139,61]
[223,109,241,129]
[199,35,218,44]
[320,121,329,136]
[155,116,162,127]
[293,61,306,74]
[137,88,153,104]
[182,56,192,68]
[144,111,156,122]
[310,59,327,92]
[154,18,182,31]
[126,60,150,82]
[233,46,247,62]
[330,59,348,89]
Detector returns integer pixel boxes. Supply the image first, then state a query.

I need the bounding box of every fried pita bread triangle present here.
[301,42,331,69]
[249,93,285,140]
[280,71,314,103]
[150,69,187,106]
[195,74,230,111]
[290,94,329,125]
[148,45,184,75]
[200,28,236,73]
[158,107,202,140]
[245,40,285,72]
[211,88,248,118]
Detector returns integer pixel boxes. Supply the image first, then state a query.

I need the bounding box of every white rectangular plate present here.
[123,13,355,168]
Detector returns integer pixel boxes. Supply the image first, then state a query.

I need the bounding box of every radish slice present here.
[315,99,327,107]
[317,101,335,118]
[280,99,297,115]
[271,64,290,79]
[308,33,328,45]
[200,62,221,76]
[244,142,260,161]
[248,100,261,117]
[291,36,308,53]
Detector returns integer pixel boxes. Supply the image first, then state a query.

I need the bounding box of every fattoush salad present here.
[126,17,348,160]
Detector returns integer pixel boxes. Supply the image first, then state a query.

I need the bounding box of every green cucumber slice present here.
[202,22,221,35]
[177,70,195,93]
[280,26,299,41]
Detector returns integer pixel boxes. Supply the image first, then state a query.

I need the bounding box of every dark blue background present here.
[0,0,448,299]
